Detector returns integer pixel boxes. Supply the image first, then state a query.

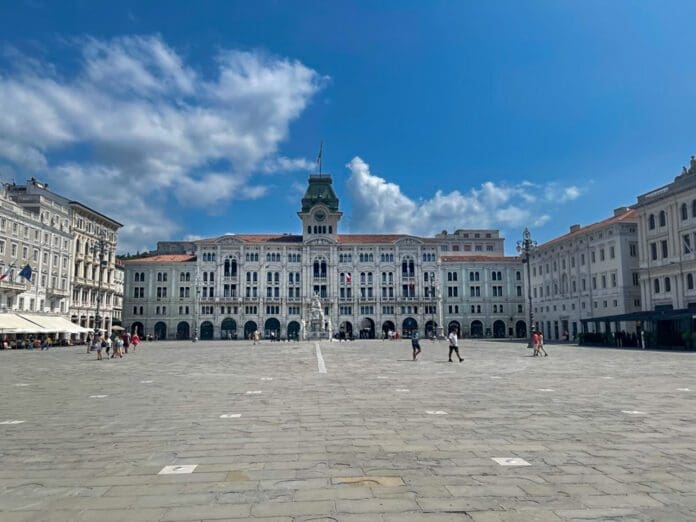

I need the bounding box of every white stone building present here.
[123,174,529,341]
[440,255,527,338]
[529,207,641,340]
[1,178,122,336]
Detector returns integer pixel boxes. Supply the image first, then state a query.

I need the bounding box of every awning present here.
[111,325,125,331]
[16,314,92,334]
[0,313,51,333]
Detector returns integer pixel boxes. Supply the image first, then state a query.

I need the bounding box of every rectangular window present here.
[661,240,668,259]
[651,243,657,261]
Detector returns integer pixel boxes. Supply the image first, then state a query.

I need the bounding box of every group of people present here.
[410,330,464,362]
[531,331,548,357]
[90,331,140,360]
[2,336,57,350]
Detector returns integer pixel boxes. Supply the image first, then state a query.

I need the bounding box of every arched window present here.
[649,214,655,230]
[682,203,688,221]
[688,273,694,290]
[654,279,660,293]
[659,210,666,227]
[665,276,671,292]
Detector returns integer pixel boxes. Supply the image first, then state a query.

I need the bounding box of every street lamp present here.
[89,232,110,340]
[428,271,436,340]
[192,265,201,342]
[516,227,537,347]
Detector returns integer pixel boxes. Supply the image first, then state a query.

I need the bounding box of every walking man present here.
[447,329,463,362]
[411,331,422,361]
[531,330,540,356]
[537,332,548,357]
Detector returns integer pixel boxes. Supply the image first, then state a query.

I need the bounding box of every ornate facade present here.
[123,174,527,341]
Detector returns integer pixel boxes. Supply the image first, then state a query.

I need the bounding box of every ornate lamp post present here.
[192,265,201,342]
[516,227,537,347]
[89,232,110,339]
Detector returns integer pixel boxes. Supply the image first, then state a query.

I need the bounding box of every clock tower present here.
[299,174,342,243]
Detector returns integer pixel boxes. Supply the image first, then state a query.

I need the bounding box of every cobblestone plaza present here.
[2,340,696,521]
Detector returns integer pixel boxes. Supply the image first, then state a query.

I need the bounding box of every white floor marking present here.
[0,420,25,425]
[537,388,554,392]
[14,383,30,387]
[220,414,242,418]
[426,410,447,415]
[490,376,502,379]
[315,343,327,374]
[245,390,262,395]
[396,388,410,392]
[158,464,197,475]
[141,380,154,384]
[622,410,646,415]
[677,388,691,392]
[492,457,530,466]
[260,377,273,381]
[90,395,108,398]
[377,376,388,379]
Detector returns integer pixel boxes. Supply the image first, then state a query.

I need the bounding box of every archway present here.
[382,320,395,337]
[154,321,167,340]
[470,320,483,337]
[287,321,301,340]
[448,320,461,336]
[425,320,438,338]
[360,317,375,339]
[265,318,281,339]
[244,320,258,340]
[402,317,418,338]
[221,318,237,339]
[200,321,214,340]
[340,321,353,340]
[493,320,506,338]
[516,320,527,338]
[131,322,144,337]
[176,321,190,340]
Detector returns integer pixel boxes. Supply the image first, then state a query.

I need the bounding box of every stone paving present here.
[1,338,696,521]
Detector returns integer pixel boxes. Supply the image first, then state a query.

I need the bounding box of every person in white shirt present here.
[447,330,463,363]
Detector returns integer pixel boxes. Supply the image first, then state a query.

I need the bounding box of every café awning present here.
[16,314,91,334]
[0,313,51,333]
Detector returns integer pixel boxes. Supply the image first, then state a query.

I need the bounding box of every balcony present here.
[0,280,29,295]
[46,286,69,298]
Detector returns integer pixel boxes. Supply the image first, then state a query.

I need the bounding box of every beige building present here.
[529,208,641,340]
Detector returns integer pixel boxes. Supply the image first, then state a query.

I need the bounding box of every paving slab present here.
[2,339,696,519]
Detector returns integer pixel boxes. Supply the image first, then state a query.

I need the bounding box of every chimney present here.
[569,224,581,233]
[613,206,630,217]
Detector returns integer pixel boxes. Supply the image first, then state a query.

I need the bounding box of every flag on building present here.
[0,264,15,281]
[346,273,352,283]
[18,264,32,282]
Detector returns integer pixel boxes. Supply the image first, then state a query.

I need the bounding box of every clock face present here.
[315,211,326,222]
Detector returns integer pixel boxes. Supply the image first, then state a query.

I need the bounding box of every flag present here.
[18,264,32,282]
[316,141,323,173]
[345,273,351,284]
[0,264,14,281]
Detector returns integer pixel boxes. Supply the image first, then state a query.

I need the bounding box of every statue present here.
[690,155,696,174]
[310,293,324,324]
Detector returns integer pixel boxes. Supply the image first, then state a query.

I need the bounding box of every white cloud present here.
[0,36,324,252]
[345,156,584,235]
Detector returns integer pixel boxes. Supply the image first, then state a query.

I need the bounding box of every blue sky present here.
[1,1,695,254]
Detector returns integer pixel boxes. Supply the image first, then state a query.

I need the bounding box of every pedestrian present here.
[411,331,422,361]
[122,331,131,354]
[131,332,140,352]
[112,336,123,358]
[537,332,548,357]
[253,330,260,345]
[531,331,540,356]
[447,330,463,362]
[102,337,109,357]
[94,336,103,360]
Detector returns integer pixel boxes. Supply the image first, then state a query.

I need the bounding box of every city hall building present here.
[123,174,526,340]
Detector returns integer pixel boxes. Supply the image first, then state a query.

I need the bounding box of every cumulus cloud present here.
[345,157,582,235]
[0,35,324,252]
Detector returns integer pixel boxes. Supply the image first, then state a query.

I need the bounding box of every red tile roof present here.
[124,254,196,264]
[538,209,637,249]
[441,255,521,263]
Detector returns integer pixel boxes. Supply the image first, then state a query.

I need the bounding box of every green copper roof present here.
[301,174,340,212]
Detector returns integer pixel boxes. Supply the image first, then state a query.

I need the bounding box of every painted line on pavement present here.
[315,342,327,374]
